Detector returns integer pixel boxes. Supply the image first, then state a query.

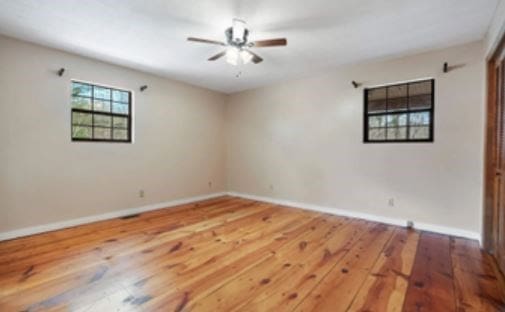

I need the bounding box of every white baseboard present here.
[0,190,482,245]
[227,191,482,244]
[0,192,227,242]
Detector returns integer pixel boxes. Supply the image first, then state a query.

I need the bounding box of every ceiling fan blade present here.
[187,37,226,46]
[251,38,287,47]
[208,51,226,61]
[246,50,263,64]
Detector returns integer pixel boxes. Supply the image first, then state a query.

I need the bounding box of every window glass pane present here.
[368,115,386,128]
[94,100,111,112]
[410,94,432,110]
[367,88,387,113]
[387,84,407,112]
[113,129,128,140]
[94,115,112,127]
[72,112,92,126]
[72,126,92,139]
[112,90,129,103]
[409,81,432,96]
[368,88,386,101]
[409,81,432,109]
[387,84,407,98]
[387,114,407,127]
[72,82,91,97]
[94,86,111,100]
[71,82,131,143]
[368,128,386,141]
[368,100,386,113]
[112,102,129,114]
[387,127,407,140]
[94,127,111,140]
[113,116,128,128]
[365,80,433,143]
[71,97,92,110]
[409,112,430,125]
[388,97,408,112]
[409,126,430,140]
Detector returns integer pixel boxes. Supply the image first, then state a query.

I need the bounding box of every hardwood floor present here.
[0,196,504,311]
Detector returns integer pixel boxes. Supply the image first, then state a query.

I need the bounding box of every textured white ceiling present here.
[0,0,499,93]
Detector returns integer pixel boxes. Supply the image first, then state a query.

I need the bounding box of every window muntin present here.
[364,79,434,143]
[71,81,132,142]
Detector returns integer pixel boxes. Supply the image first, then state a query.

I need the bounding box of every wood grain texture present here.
[451,237,505,311]
[0,196,503,311]
[402,232,456,312]
[347,228,420,312]
[293,223,395,312]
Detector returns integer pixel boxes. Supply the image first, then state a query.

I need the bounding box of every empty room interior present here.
[2,0,505,311]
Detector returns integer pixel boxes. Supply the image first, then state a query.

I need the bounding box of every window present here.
[71,81,132,142]
[364,79,434,143]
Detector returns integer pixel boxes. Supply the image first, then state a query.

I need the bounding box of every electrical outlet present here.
[139,190,145,198]
[388,198,395,207]
[406,220,414,229]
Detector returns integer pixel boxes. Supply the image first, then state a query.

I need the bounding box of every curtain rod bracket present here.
[57,68,65,77]
[140,85,148,92]
[352,81,361,88]
[443,62,449,73]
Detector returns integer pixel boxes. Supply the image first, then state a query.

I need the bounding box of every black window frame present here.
[71,81,132,143]
[363,79,435,143]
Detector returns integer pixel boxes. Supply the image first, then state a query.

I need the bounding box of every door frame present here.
[484,34,505,253]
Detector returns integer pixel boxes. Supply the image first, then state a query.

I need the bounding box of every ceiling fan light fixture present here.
[240,50,253,64]
[187,18,286,66]
[226,46,239,66]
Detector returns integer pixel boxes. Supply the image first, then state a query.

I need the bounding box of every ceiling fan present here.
[187,19,287,66]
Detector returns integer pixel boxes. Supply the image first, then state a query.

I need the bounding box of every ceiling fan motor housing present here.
[225,27,249,48]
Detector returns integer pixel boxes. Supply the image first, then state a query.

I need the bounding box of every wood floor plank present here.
[74,286,136,312]
[225,219,375,312]
[0,197,502,312]
[451,237,505,311]
[0,204,317,311]
[0,196,234,255]
[0,199,266,275]
[0,200,271,296]
[293,223,395,312]
[0,197,248,267]
[0,202,284,308]
[188,215,358,311]
[128,212,332,311]
[347,228,420,312]
[402,232,456,312]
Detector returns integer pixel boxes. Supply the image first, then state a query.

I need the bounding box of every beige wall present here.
[226,41,486,236]
[0,35,227,232]
[0,35,488,237]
